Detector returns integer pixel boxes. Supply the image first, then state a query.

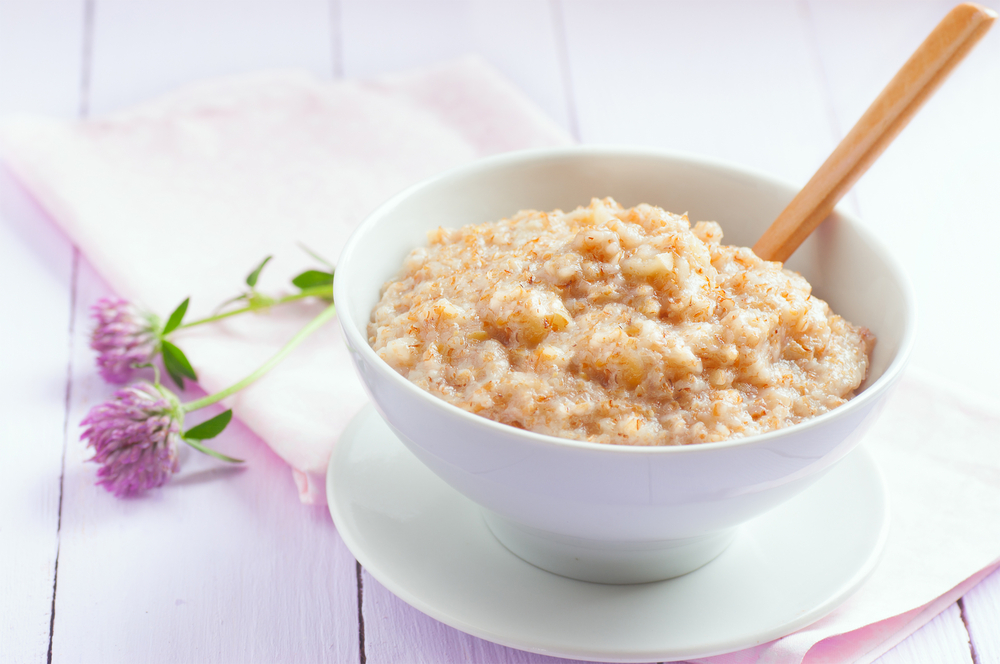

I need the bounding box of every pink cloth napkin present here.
[0,58,571,504]
[3,60,999,663]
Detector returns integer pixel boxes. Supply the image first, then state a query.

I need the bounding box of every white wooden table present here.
[2,1,999,662]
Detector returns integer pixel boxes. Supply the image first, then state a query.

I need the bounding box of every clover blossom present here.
[90,298,159,383]
[81,382,182,497]
[82,252,338,498]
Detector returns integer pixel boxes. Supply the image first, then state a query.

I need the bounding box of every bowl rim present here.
[335,145,917,455]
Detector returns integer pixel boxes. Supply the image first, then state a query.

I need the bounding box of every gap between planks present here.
[958,597,981,664]
[548,0,581,142]
[357,560,367,664]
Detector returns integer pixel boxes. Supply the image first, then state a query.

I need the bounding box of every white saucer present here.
[328,405,889,662]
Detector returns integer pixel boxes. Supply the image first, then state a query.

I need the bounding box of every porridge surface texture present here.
[369,198,874,446]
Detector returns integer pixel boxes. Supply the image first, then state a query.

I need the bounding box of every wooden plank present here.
[807,0,1000,402]
[338,2,570,661]
[0,0,87,116]
[560,0,836,184]
[87,0,334,115]
[961,565,1000,664]
[340,0,571,134]
[47,2,362,661]
[874,603,973,664]
[806,0,1000,659]
[0,173,76,663]
[0,0,85,661]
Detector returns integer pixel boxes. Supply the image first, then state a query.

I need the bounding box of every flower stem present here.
[181,301,337,413]
[178,286,333,329]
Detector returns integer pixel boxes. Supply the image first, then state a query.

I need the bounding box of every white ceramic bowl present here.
[334,147,915,584]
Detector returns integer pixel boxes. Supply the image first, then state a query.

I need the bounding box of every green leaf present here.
[292,270,335,290]
[162,340,197,389]
[164,367,185,390]
[184,409,233,440]
[162,297,190,335]
[183,436,243,463]
[245,255,272,288]
[297,242,335,270]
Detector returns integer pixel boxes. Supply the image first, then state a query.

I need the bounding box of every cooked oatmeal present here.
[369,198,874,446]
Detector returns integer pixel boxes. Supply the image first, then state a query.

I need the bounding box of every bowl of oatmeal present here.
[334,147,914,584]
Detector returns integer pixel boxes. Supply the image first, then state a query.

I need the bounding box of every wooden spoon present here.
[753,2,996,263]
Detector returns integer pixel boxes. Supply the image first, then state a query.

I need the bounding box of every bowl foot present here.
[481,511,736,584]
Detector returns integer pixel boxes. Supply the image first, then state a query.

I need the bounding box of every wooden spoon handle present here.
[753,2,996,263]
